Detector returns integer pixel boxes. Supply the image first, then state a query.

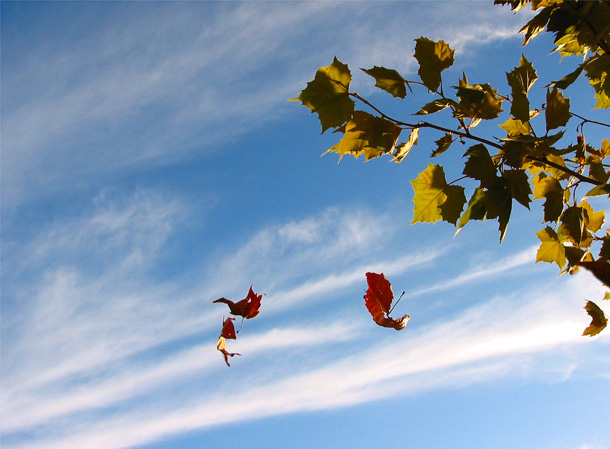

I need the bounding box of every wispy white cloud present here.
[5,273,606,449]
[3,186,607,449]
[404,245,537,299]
[0,190,425,436]
[2,1,524,208]
[1,320,357,434]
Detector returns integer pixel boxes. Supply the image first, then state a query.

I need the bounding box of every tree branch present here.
[350,92,603,186]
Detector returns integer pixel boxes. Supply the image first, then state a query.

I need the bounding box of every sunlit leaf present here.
[520,5,554,45]
[362,66,407,98]
[293,57,354,133]
[584,54,610,109]
[532,173,564,222]
[585,155,610,184]
[457,187,487,231]
[500,117,531,136]
[506,55,537,121]
[551,64,584,90]
[411,163,466,225]
[582,300,608,337]
[432,133,453,157]
[536,226,567,268]
[413,37,455,92]
[455,80,503,119]
[585,183,610,198]
[392,128,419,163]
[580,200,604,233]
[415,98,457,115]
[328,111,402,161]
[600,139,610,158]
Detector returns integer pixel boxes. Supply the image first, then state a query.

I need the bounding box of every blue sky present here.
[1,2,609,449]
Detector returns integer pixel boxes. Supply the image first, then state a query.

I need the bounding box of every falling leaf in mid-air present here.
[217,317,240,367]
[213,285,263,319]
[364,272,410,330]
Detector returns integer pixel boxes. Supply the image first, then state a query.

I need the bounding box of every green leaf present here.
[507,55,538,92]
[580,200,604,233]
[520,5,554,46]
[441,185,467,226]
[362,66,407,99]
[457,187,487,231]
[545,87,571,131]
[585,155,609,184]
[551,64,585,90]
[536,226,567,268]
[415,98,457,115]
[583,301,607,337]
[600,139,610,158]
[560,206,587,246]
[392,128,419,163]
[413,37,455,92]
[502,140,529,169]
[502,169,532,209]
[432,133,453,157]
[585,183,610,198]
[455,80,503,120]
[564,246,585,270]
[293,57,355,133]
[411,163,465,225]
[531,173,564,222]
[485,179,512,242]
[584,54,610,109]
[506,55,537,121]
[328,111,402,160]
[499,117,531,137]
[463,144,497,189]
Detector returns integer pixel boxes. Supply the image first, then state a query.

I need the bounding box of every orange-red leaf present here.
[217,336,240,367]
[364,272,410,330]
[220,317,237,339]
[217,317,240,367]
[213,285,263,319]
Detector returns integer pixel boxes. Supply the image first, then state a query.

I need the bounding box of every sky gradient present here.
[2,2,609,449]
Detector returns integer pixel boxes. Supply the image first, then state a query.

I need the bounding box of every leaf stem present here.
[388,291,406,315]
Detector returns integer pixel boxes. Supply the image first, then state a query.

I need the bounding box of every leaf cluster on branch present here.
[293,0,610,336]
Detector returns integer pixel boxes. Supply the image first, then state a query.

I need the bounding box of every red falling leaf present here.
[213,285,263,319]
[220,317,238,339]
[217,317,240,367]
[364,272,410,330]
[579,260,610,286]
[217,337,240,367]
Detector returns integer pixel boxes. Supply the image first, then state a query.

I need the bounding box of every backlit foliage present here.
[294,0,610,336]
